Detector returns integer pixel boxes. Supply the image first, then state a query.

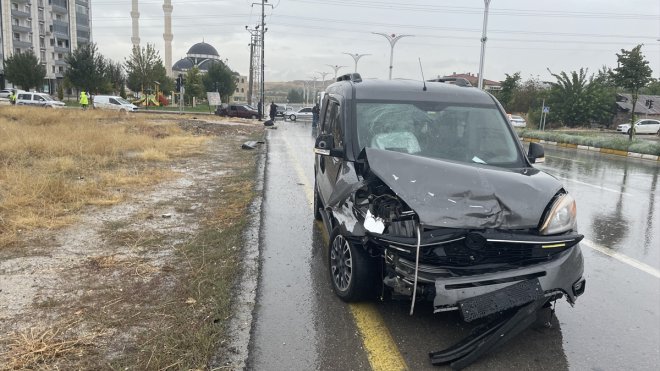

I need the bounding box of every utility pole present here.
[326,64,347,81]
[372,32,413,80]
[343,52,370,73]
[251,0,273,118]
[478,0,492,90]
[246,25,260,105]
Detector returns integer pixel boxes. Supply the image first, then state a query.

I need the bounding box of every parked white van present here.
[15,92,65,108]
[93,95,138,112]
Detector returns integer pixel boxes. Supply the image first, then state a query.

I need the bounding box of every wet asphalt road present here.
[248,119,659,370]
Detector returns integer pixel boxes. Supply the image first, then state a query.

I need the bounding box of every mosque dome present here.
[187,42,219,57]
[172,58,193,72]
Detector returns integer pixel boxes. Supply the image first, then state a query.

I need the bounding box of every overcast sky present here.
[92,0,660,83]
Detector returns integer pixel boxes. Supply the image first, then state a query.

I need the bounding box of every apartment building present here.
[0,0,92,93]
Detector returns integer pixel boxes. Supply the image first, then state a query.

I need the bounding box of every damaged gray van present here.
[313,74,585,360]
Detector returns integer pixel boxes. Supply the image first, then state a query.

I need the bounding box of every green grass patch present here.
[518,129,660,156]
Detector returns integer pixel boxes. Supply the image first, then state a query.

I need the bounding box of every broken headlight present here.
[539,193,577,235]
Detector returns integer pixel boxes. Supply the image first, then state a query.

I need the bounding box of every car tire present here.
[313,182,322,221]
[251,114,257,119]
[627,129,632,135]
[328,227,376,302]
[290,114,297,121]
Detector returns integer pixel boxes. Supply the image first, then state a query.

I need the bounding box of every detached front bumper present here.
[433,244,585,313]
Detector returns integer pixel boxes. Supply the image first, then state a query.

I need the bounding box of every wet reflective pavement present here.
[249,121,659,370]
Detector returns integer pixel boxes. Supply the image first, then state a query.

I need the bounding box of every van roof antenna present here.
[418,58,427,91]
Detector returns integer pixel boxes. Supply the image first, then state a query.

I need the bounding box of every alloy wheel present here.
[330,235,352,292]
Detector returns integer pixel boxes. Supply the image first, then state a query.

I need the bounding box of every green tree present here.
[184,66,204,102]
[609,44,653,140]
[152,63,174,96]
[546,68,614,128]
[57,83,64,101]
[125,43,163,93]
[641,78,660,95]
[64,43,108,93]
[105,60,125,95]
[287,89,303,103]
[202,61,237,103]
[4,50,46,91]
[494,72,521,111]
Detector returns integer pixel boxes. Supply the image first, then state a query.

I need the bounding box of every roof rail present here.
[428,77,472,87]
[336,73,362,83]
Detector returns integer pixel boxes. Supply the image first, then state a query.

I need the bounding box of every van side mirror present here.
[314,134,344,158]
[527,142,545,164]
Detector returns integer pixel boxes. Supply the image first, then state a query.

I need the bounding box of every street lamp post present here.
[372,32,413,80]
[477,0,492,90]
[316,71,330,89]
[343,52,370,73]
[326,64,347,81]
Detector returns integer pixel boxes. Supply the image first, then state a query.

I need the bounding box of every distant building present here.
[614,93,660,125]
[0,0,92,93]
[442,72,501,91]
[172,41,247,103]
[172,41,223,74]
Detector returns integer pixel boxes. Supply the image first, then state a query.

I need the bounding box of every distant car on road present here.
[215,104,259,119]
[289,107,313,121]
[508,114,527,128]
[617,119,660,135]
[16,92,65,108]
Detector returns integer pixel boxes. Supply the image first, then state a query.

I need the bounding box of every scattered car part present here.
[429,297,548,369]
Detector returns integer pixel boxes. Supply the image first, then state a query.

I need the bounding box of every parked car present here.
[313,74,585,358]
[93,95,138,112]
[508,114,527,128]
[0,89,25,99]
[288,107,313,121]
[616,119,660,135]
[215,104,259,119]
[15,92,65,108]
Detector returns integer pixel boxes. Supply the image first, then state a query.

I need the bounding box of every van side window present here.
[320,96,331,132]
[110,98,119,105]
[324,102,343,148]
[35,95,45,101]
[18,94,29,100]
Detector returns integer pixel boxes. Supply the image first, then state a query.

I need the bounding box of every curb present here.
[522,137,660,162]
[210,137,266,369]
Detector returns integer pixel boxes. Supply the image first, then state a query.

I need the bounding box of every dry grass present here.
[0,107,207,247]
[1,321,106,369]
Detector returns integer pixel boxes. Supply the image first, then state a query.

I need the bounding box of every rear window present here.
[355,101,524,167]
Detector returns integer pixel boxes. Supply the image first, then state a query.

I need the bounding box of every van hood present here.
[364,148,562,229]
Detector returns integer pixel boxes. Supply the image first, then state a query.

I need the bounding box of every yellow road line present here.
[281,134,408,371]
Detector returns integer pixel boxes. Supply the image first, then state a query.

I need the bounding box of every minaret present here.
[163,0,173,77]
[131,0,140,48]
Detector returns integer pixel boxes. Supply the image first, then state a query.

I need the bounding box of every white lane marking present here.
[553,176,632,196]
[582,239,660,279]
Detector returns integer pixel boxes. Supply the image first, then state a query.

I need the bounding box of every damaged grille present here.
[376,234,573,274]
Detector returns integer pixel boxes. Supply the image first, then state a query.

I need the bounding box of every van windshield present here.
[355,101,525,167]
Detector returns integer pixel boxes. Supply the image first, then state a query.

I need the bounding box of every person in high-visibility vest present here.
[9,90,17,105]
[79,90,89,110]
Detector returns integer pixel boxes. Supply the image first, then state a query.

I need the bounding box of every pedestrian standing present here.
[312,103,320,127]
[79,90,88,110]
[9,90,17,105]
[269,101,277,121]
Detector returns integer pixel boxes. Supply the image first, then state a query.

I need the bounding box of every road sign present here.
[543,106,550,113]
[207,92,221,106]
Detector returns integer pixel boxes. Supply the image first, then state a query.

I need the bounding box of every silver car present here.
[288,107,314,121]
[617,119,660,135]
[509,114,527,128]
